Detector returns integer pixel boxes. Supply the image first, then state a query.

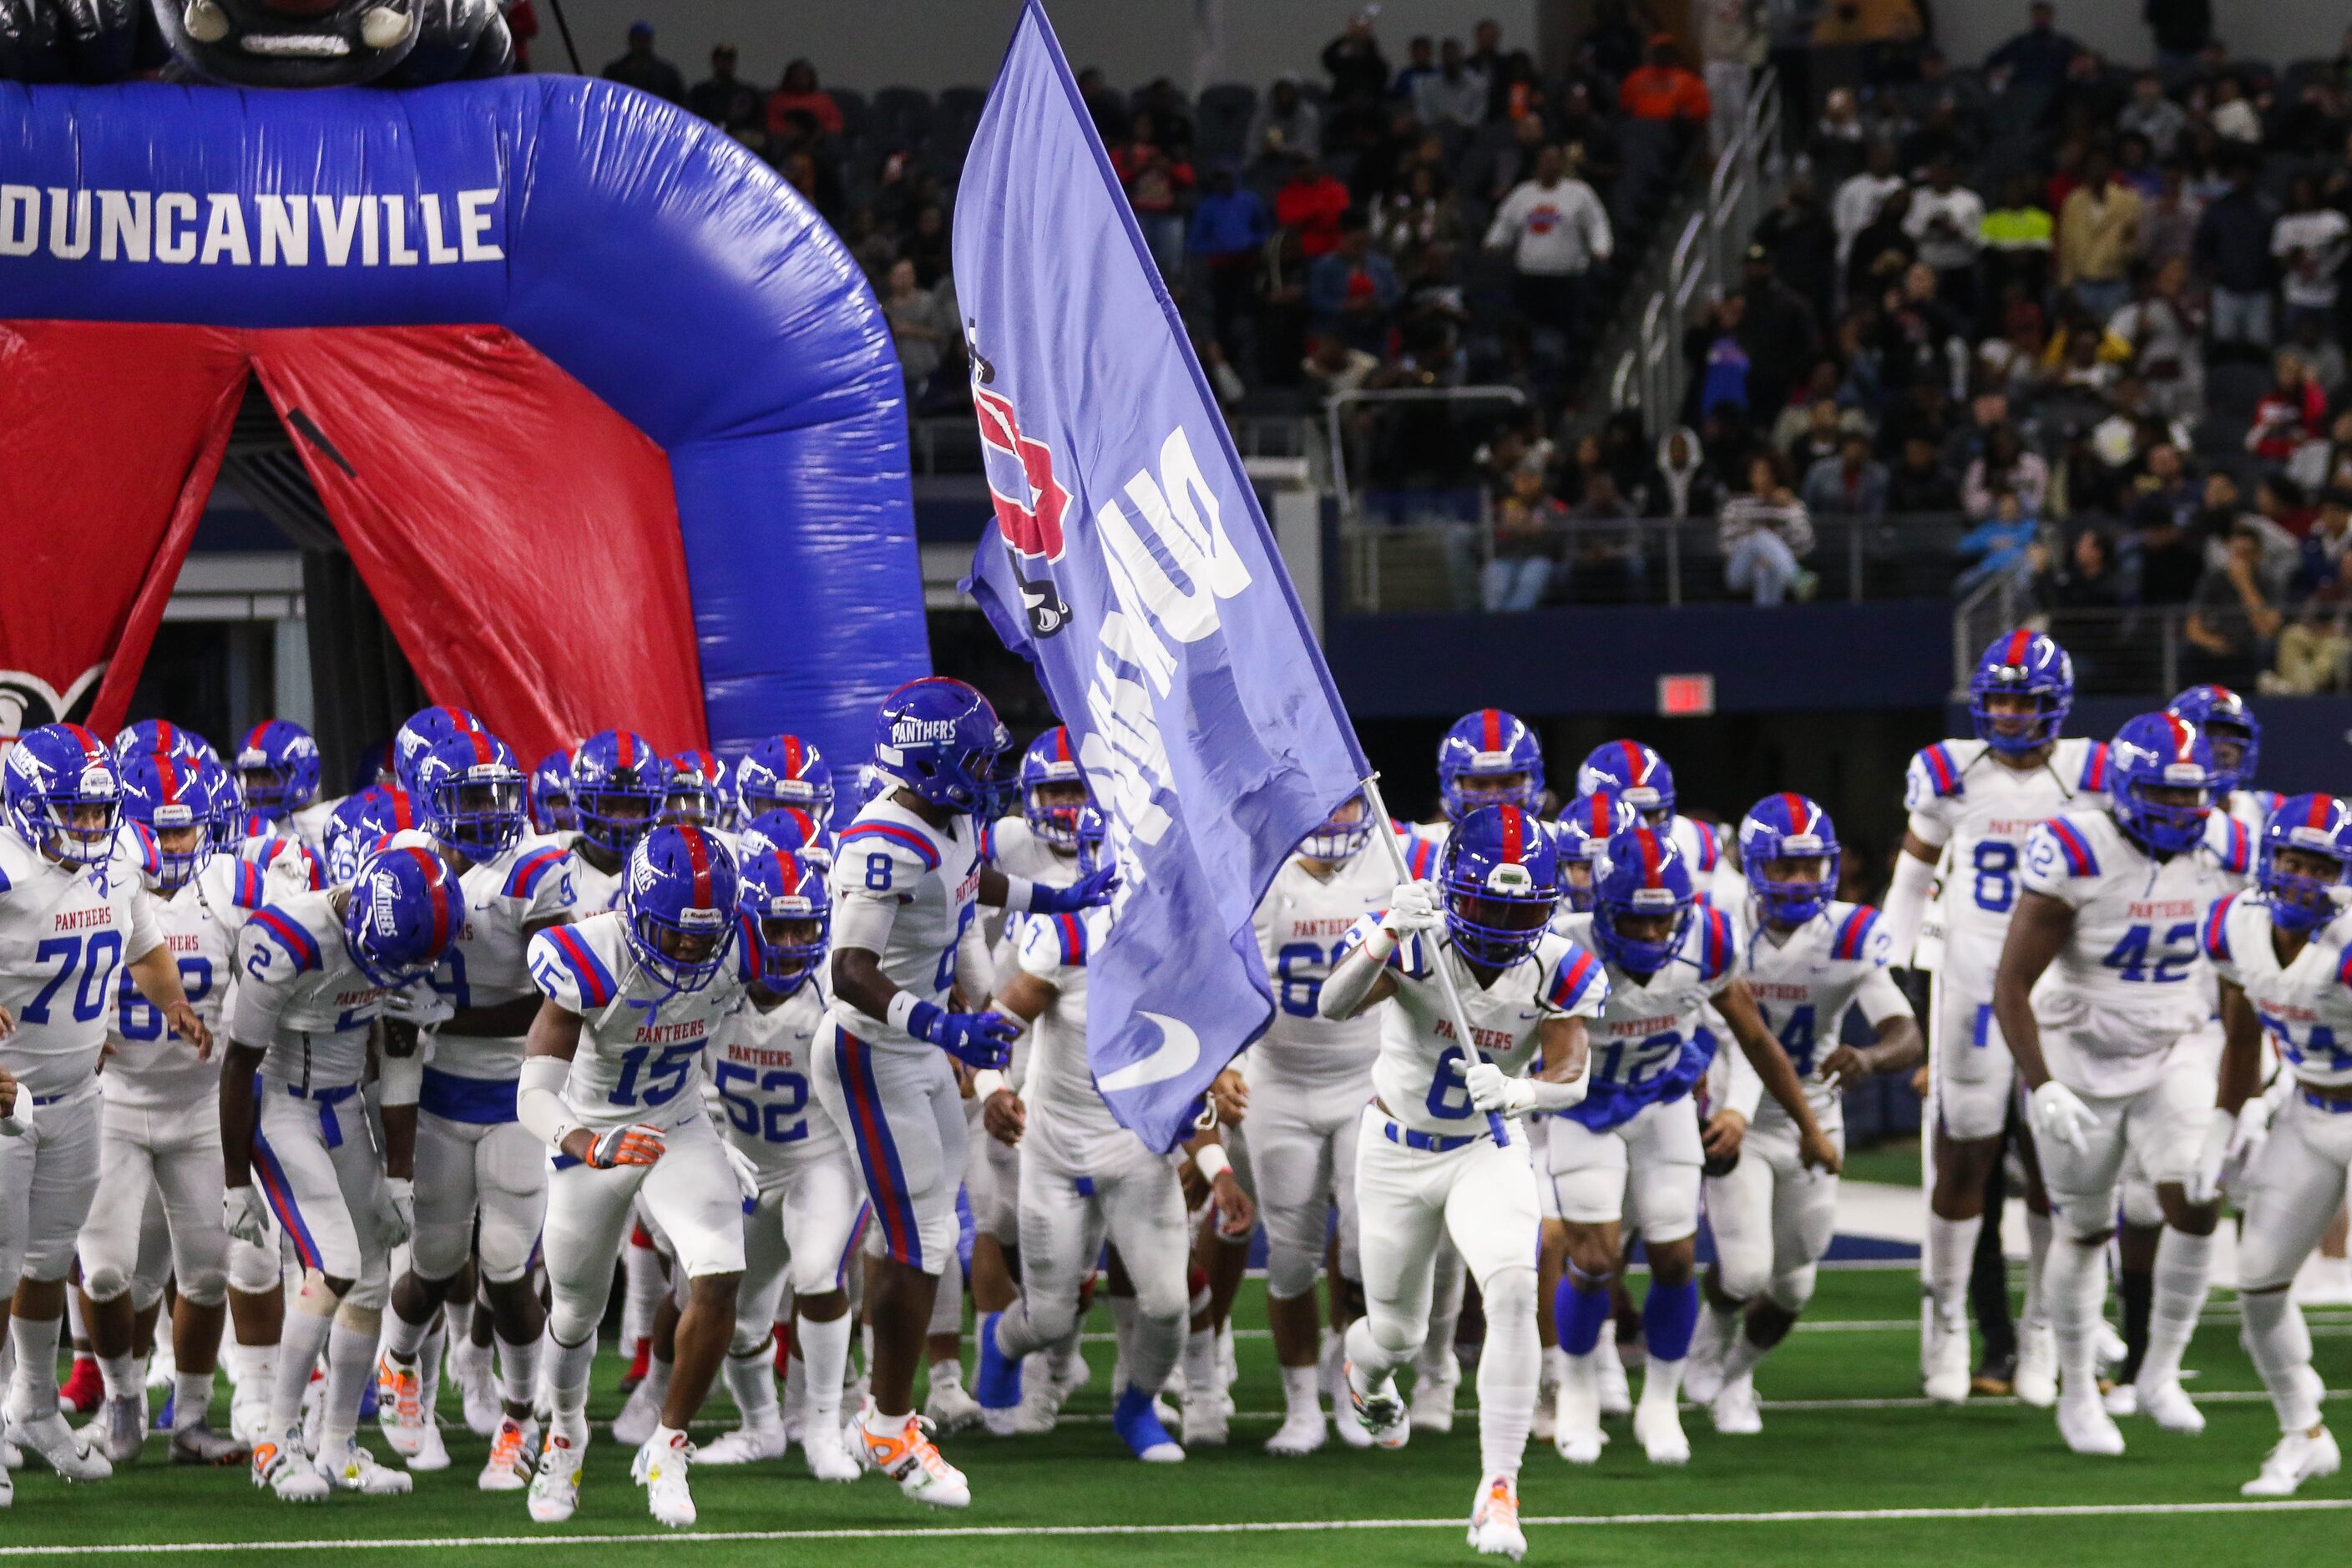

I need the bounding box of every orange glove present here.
[585,1124,666,1169]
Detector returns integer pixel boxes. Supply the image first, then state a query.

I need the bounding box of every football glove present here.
[1380,879,1443,935]
[1029,863,1118,914]
[224,1185,272,1248]
[2029,1080,2096,1154]
[908,1000,1019,1070]
[586,1123,666,1169]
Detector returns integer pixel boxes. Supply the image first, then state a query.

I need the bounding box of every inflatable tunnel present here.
[0,76,930,768]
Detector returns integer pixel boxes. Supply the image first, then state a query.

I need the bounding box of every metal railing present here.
[1954,572,2206,698]
[1612,72,1784,438]
[1323,383,1530,518]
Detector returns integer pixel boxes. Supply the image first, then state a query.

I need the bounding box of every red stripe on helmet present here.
[2165,711,2193,761]
[160,756,183,807]
[1637,826,1663,887]
[616,732,635,769]
[2309,794,2332,830]
[1053,726,1070,764]
[390,789,414,828]
[2005,629,2031,668]
[1482,709,1501,751]
[1780,792,1805,830]
[683,826,713,910]
[244,722,269,751]
[1586,794,1611,834]
[1500,804,1524,862]
[468,729,493,763]
[782,735,802,775]
[399,847,451,955]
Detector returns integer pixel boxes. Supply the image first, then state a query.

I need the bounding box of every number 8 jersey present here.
[1904,736,2108,983]
[826,795,983,1055]
[527,908,755,1130]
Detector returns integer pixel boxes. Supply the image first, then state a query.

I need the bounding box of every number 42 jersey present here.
[1904,736,2108,982]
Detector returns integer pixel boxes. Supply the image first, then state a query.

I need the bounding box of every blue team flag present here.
[956,1,1373,1153]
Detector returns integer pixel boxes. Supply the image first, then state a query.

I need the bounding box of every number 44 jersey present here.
[1904,736,2108,984]
[528,908,755,1130]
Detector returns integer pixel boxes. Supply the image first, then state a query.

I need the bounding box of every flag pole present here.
[1357,773,1510,1148]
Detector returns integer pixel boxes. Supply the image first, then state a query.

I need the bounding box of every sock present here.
[2043,1234,2105,1403]
[1046,1325,1083,1383]
[1127,1303,1185,1396]
[99,1352,142,1402]
[2022,1208,2054,1328]
[1552,1270,1614,1356]
[640,1353,675,1411]
[862,1403,909,1438]
[619,1236,660,1356]
[723,1346,780,1430]
[7,1313,62,1417]
[320,1318,379,1453]
[1927,1214,1981,1323]
[173,1368,214,1430]
[1641,1281,1698,1407]
[549,1334,596,1432]
[1722,1318,1771,1383]
[418,1320,445,1425]
[497,1327,543,1414]
[2116,1265,2153,1386]
[928,1355,964,1393]
[243,1347,276,1409]
[444,1297,475,1368]
[1474,1269,1538,1480]
[1280,1362,1321,1418]
[1107,1297,1138,1388]
[928,1251,964,1337]
[798,1314,852,1424]
[2139,1227,2215,1388]
[384,1305,432,1363]
[1182,1323,1220,1396]
[1541,1343,1567,1388]
[65,1292,86,1343]
[2241,1289,2324,1433]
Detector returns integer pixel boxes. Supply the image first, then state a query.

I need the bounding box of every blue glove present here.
[1029,863,1118,914]
[908,1000,1019,1070]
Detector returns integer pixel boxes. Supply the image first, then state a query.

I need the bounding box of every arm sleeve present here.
[1879,849,1939,968]
[515,1054,577,1151]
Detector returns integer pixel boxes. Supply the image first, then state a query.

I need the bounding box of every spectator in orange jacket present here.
[1619,34,1712,126]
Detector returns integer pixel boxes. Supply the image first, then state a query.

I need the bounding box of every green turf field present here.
[5,1262,2349,1565]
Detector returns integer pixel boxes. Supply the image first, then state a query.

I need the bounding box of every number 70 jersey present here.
[528,908,753,1131]
[1904,736,2107,981]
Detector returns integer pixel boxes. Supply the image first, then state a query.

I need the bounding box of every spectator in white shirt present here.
[1904,161,1986,317]
[2274,173,2351,333]
[1484,144,1613,341]
[1833,140,1905,286]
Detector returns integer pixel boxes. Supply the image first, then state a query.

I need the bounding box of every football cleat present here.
[251,1429,327,1502]
[1411,1362,1460,1435]
[316,1438,412,1494]
[1181,1385,1230,1449]
[695,1419,788,1466]
[1013,1374,1068,1436]
[1710,1375,1763,1436]
[89,1393,145,1465]
[12,1409,113,1482]
[1682,1316,1728,1408]
[478,1416,539,1492]
[458,1349,502,1439]
[377,1354,427,1457]
[2058,1395,2127,1457]
[407,1418,452,1473]
[1593,1334,1633,1417]
[1264,1405,1328,1457]
[2137,1378,2205,1434]
[858,1404,970,1509]
[612,1375,665,1448]
[1344,1359,1409,1450]
[1634,1399,1691,1465]
[528,1424,586,1523]
[1923,1313,1970,1404]
[1468,1473,1527,1560]
[1554,1363,1607,1465]
[923,1372,984,1436]
[169,1423,249,1466]
[2243,1428,2342,1496]
[0,1465,10,1508]
[630,1431,696,1529]
[802,1418,861,1483]
[2103,1383,2139,1418]
[1112,1384,1185,1463]
[2013,1322,2059,1408]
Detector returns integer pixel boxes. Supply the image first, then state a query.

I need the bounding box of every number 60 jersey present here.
[1904,737,2108,984]
[527,909,756,1130]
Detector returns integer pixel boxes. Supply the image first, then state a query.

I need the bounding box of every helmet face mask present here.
[120,751,226,893]
[2106,712,2215,855]
[6,725,122,870]
[1969,630,2074,755]
[663,752,723,829]
[739,849,831,994]
[1440,804,1560,968]
[1591,825,1696,975]
[1300,792,1374,861]
[623,827,741,997]
[1438,710,1545,823]
[571,731,665,859]
[2258,794,2352,933]
[1739,793,1840,928]
[416,731,528,864]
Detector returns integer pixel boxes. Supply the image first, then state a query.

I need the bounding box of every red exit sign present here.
[1658,673,1715,716]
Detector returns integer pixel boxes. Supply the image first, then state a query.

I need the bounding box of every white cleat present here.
[87,1393,146,1466]
[1411,1364,1460,1434]
[1634,1399,1691,1465]
[528,1424,586,1523]
[1923,1313,1971,1404]
[1553,1363,1606,1464]
[458,1349,501,1439]
[377,1355,427,1457]
[611,1376,664,1448]
[1333,1388,1374,1449]
[10,1409,113,1483]
[230,1388,271,1446]
[1181,1388,1230,1449]
[696,1419,788,1465]
[1683,1313,1728,1407]
[1468,1473,1527,1560]
[478,1416,539,1492]
[1594,1336,1632,1417]
[251,1428,328,1502]
[2013,1322,2059,1409]
[631,1432,696,1529]
[1710,1375,1762,1436]
[857,1404,970,1509]
[407,1419,452,1473]
[316,1438,413,1494]
[169,1423,250,1467]
[923,1377,984,1436]
[2137,1378,2205,1434]
[1343,1359,1409,1450]
[2243,1428,2342,1496]
[1013,1375,1067,1436]
[802,1418,861,1483]
[2058,1395,2127,1457]
[1264,1406,1328,1457]
[2095,1322,2129,1370]
[2103,1383,2140,1419]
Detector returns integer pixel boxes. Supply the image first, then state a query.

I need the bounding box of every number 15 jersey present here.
[528,909,755,1131]
[1904,736,2107,986]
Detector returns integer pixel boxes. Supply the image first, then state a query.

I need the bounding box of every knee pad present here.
[407,1222,473,1284]
[1766,1263,1818,1316]
[729,1322,774,1360]
[81,1261,133,1305]
[2119,1177,2164,1232]
[1263,1238,1320,1303]
[1367,1314,1424,1360]
[229,1239,283,1297]
[1479,1265,1536,1323]
[177,1267,230,1311]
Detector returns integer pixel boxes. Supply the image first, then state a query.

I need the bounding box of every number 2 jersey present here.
[232,887,391,1090]
[1553,905,1734,1130]
[1251,831,1434,1095]
[104,853,276,1114]
[527,908,756,1132]
[1720,901,1911,1131]
[2021,808,2246,1096]
[0,829,163,1099]
[827,795,984,1055]
[709,976,847,1184]
[2205,893,2352,1090]
[1904,737,2108,984]
[1339,916,1608,1140]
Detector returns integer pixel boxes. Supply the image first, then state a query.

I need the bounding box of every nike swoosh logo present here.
[1095,1010,1201,1093]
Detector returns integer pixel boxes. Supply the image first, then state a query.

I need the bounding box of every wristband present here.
[974,1069,1009,1100]
[377,1050,423,1109]
[1361,926,1399,962]
[886,991,922,1034]
[1000,875,1035,913]
[1193,1143,1232,1184]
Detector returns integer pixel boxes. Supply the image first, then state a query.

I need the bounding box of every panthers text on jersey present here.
[1722,901,1911,1126]
[711,977,846,1183]
[1340,917,1608,1140]
[827,795,984,1052]
[2205,892,2352,1090]
[1905,736,2108,983]
[0,830,164,1099]
[426,833,575,1092]
[1554,905,1735,1123]
[231,887,388,1090]
[104,852,272,1113]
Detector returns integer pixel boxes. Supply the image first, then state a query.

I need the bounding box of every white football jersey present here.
[1904,736,2108,979]
[104,852,269,1112]
[231,887,387,1089]
[429,834,575,1082]
[1666,813,1746,907]
[568,842,626,917]
[1555,905,1733,1096]
[0,829,164,1099]
[1251,829,1434,1092]
[1014,905,1158,1167]
[827,796,984,1054]
[979,813,1075,986]
[711,976,844,1181]
[2021,807,2240,1095]
[2206,892,2352,1090]
[526,909,754,1131]
[1723,899,1912,1123]
[1341,918,1607,1139]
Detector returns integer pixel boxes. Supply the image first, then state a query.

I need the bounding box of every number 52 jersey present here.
[1904,736,2108,983]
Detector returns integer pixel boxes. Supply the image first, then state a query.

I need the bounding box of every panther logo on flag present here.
[969,326,1074,639]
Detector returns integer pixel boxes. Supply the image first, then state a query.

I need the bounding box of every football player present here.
[220,837,458,1500]
[1991,712,2237,1454]
[518,826,758,1529]
[1318,803,1604,1561]
[662,750,729,832]
[2170,685,2278,834]
[2204,794,2352,1495]
[73,754,258,1469]
[567,730,665,915]
[528,749,576,835]
[1880,630,2107,1405]
[695,849,866,1481]
[321,786,419,888]
[1549,826,1839,1466]
[1574,741,1741,905]
[809,678,1113,1510]
[736,735,835,830]
[1684,796,1920,1433]
[232,720,327,847]
[2,726,207,1498]
[377,729,575,1489]
[390,706,486,800]
[740,807,837,872]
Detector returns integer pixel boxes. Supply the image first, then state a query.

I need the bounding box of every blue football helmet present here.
[1553,791,1637,912]
[873,678,1010,814]
[392,705,486,798]
[2258,793,2352,933]
[736,735,835,827]
[2107,711,2218,855]
[113,720,217,767]
[529,748,576,833]
[570,730,666,857]
[1591,825,1697,975]
[323,784,420,886]
[118,751,220,892]
[413,729,529,863]
[738,847,831,994]
[664,748,726,828]
[342,839,463,989]
[623,825,741,995]
[1075,802,1111,879]
[1301,791,1377,861]
[235,719,322,819]
[5,723,122,869]
[1739,793,1841,928]
[2167,684,2259,793]
[1576,741,1676,826]
[1019,726,1087,849]
[1436,709,1544,822]
[739,807,837,871]
[1969,630,2074,755]
[1440,804,1562,968]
